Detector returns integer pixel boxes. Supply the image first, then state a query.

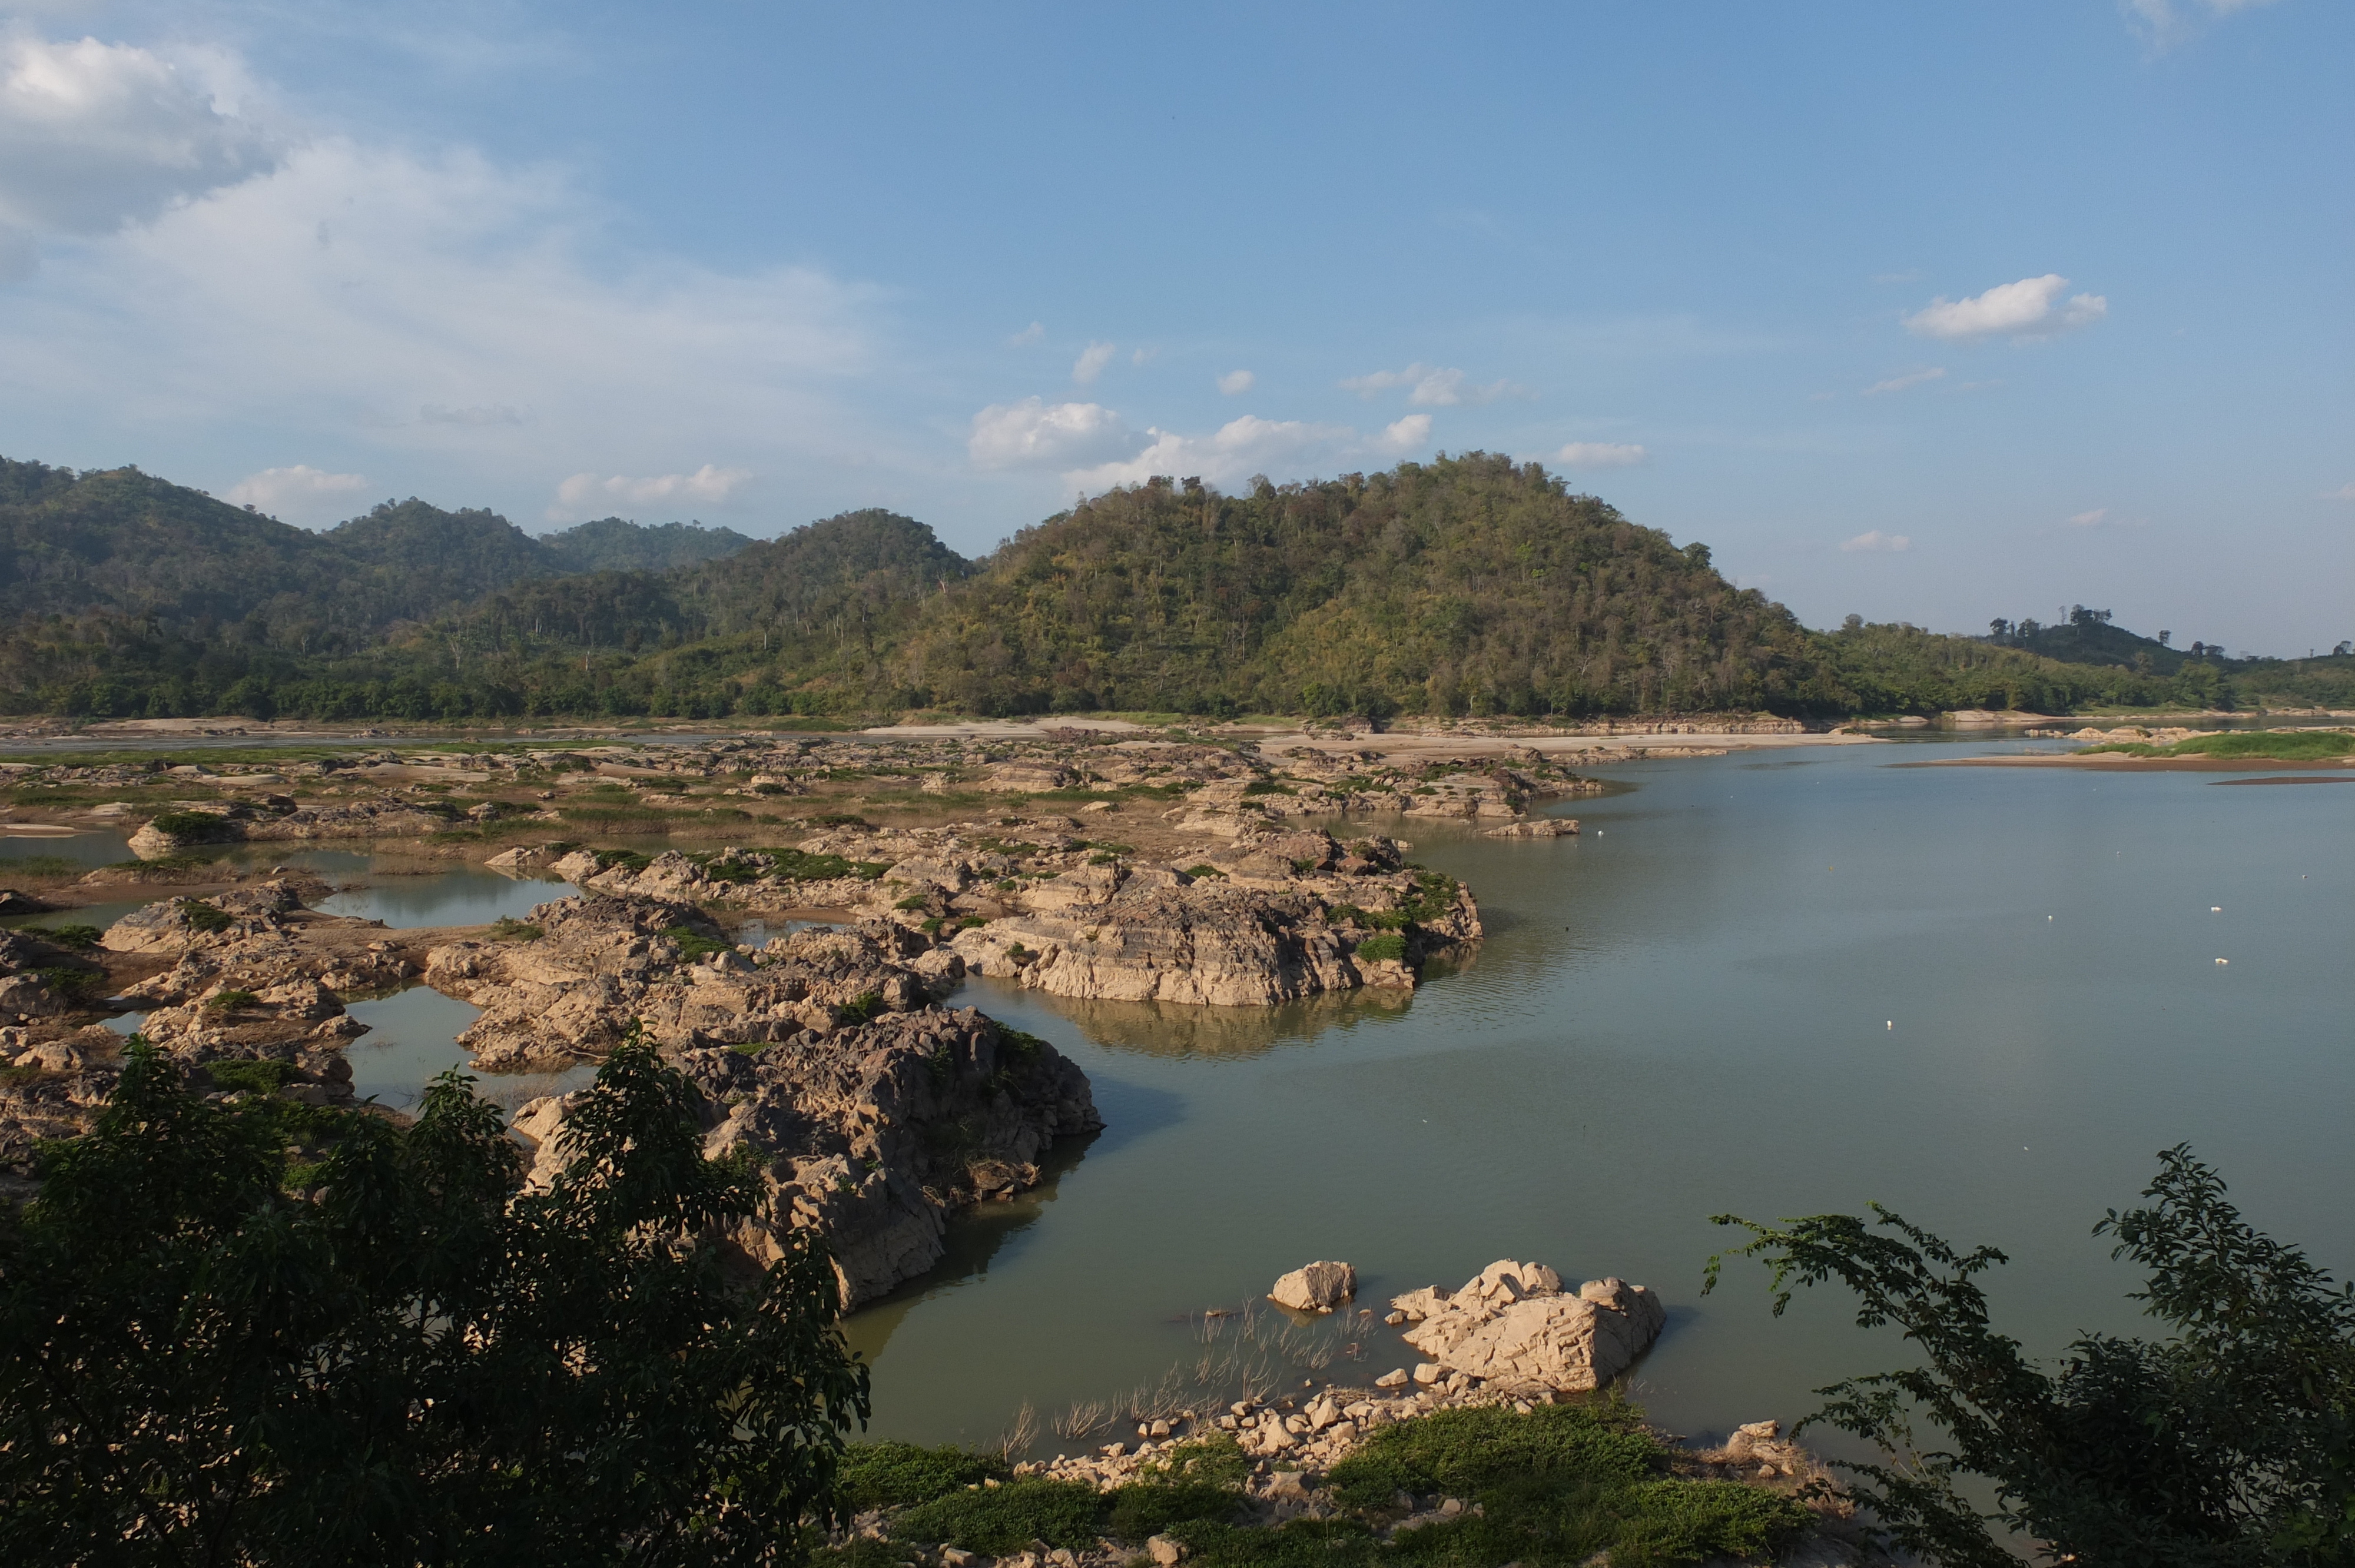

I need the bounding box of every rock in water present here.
[1391,1259,1664,1393]
[1269,1259,1357,1312]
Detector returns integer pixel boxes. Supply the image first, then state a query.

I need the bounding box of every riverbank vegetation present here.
[2079,728,2354,760]
[8,450,2345,725]
[1707,1145,2355,1565]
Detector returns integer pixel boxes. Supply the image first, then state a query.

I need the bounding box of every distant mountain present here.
[538,517,755,574]
[0,457,751,649]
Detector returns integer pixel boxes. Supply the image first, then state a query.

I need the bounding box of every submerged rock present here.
[1271,1260,1358,1313]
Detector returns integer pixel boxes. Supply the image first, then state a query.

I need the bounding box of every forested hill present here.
[0,457,755,647]
[877,462,1829,716]
[5,451,2348,721]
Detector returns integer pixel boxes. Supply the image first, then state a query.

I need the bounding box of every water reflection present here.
[958,975,1415,1061]
[345,985,595,1116]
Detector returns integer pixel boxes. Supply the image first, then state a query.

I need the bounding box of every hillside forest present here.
[2,453,2346,724]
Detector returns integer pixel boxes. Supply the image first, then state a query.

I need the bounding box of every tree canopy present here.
[0,1037,870,1566]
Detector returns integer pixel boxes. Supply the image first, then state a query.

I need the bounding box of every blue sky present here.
[1,1,2347,653]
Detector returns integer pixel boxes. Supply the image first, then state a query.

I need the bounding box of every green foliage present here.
[489,916,544,941]
[0,853,78,878]
[146,810,236,841]
[2081,729,2354,760]
[1326,1401,1658,1507]
[176,898,234,932]
[21,922,101,948]
[889,1478,1104,1553]
[203,988,258,1012]
[0,1034,872,1563]
[837,1442,1010,1510]
[1352,933,1408,964]
[31,965,104,998]
[835,991,885,1026]
[1397,872,1459,924]
[662,924,731,964]
[202,1056,293,1092]
[1706,1144,2355,1566]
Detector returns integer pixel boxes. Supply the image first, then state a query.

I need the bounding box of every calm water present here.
[10,740,2353,1452]
[844,740,2354,1448]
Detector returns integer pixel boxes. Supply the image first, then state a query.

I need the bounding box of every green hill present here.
[4,450,2346,724]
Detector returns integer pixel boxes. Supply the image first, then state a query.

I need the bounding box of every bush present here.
[837,1442,1009,1510]
[489,917,543,942]
[662,925,729,964]
[146,810,236,842]
[24,923,101,949]
[1353,934,1407,964]
[204,989,259,1012]
[889,1477,1104,1553]
[203,1057,293,1094]
[177,899,234,933]
[32,965,105,999]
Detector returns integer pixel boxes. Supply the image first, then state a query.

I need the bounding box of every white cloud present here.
[2319,483,2355,501]
[549,464,750,520]
[1216,368,1255,396]
[224,463,366,521]
[2123,0,2279,49]
[0,34,274,273]
[1063,415,1351,493]
[1007,321,1044,346]
[0,124,886,509]
[2068,507,2109,527]
[967,398,1134,470]
[1864,367,1946,396]
[1840,529,1913,553]
[1341,362,1527,406]
[1553,441,1647,467]
[1072,340,1116,384]
[1904,275,2107,341]
[1131,346,1155,366]
[1381,414,1432,451]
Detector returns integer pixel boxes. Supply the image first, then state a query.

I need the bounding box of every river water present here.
[5,736,2350,1449]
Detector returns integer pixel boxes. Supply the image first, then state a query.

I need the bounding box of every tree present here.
[0,1036,871,1566]
[1705,1147,2355,1566]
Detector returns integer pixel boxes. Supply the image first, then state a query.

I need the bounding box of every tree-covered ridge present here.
[885,460,1826,717]
[0,456,755,649]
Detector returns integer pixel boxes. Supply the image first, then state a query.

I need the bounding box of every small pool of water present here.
[344,985,597,1115]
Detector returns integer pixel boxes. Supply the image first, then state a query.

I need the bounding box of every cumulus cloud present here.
[1341,363,1528,406]
[0,34,274,275]
[1216,369,1255,396]
[224,463,366,520]
[967,398,1134,470]
[1864,367,1946,396]
[1553,441,1647,467]
[1381,414,1432,451]
[2068,507,2109,527]
[1905,275,2107,340]
[1007,321,1044,346]
[549,465,750,520]
[2123,0,2280,49]
[1072,340,1116,384]
[1063,415,1351,494]
[1840,530,1912,553]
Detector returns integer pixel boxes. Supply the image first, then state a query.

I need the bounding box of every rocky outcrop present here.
[1271,1260,1357,1313]
[509,1005,1099,1307]
[1390,1260,1665,1393]
[423,894,966,1068]
[1483,818,1578,839]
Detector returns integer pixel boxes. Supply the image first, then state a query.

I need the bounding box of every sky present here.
[0,1,2347,654]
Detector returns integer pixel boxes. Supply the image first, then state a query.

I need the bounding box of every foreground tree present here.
[1707,1146,2355,1566]
[0,1037,870,1566]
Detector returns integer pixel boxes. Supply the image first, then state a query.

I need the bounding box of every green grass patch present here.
[204,989,258,1012]
[835,990,885,1025]
[178,898,235,932]
[838,1442,1010,1511]
[2081,729,2354,760]
[147,810,239,841]
[888,1477,1104,1553]
[1352,933,1407,964]
[1183,865,1226,879]
[34,965,106,998]
[0,854,80,879]
[22,922,101,949]
[204,1058,294,1094]
[489,917,544,942]
[661,925,729,964]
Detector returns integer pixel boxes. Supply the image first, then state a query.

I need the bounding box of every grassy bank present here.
[2081,729,2354,761]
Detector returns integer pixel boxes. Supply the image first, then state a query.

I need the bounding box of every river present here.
[6,735,2350,1449]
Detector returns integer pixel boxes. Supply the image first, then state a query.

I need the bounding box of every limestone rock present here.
[1270,1260,1357,1313]
[1392,1260,1664,1393]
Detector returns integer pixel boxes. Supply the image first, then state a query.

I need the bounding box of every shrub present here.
[837,1442,1009,1511]
[1353,934,1407,964]
[203,1057,293,1094]
[662,925,729,964]
[147,811,236,841]
[204,989,260,1012]
[177,899,235,934]
[25,923,101,949]
[835,991,885,1026]
[34,965,106,998]
[489,917,544,942]
[889,1477,1103,1553]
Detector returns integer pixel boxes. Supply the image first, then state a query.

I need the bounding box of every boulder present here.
[1270,1259,1357,1313]
[1392,1260,1664,1393]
